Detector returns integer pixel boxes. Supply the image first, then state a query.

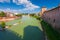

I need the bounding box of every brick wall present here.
[41,6,60,29]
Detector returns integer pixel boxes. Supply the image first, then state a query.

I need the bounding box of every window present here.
[53,19,55,23]
[49,18,50,20]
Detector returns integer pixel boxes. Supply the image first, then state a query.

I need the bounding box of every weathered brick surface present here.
[40,6,60,29]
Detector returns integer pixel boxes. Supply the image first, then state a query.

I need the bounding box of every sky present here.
[0,0,60,13]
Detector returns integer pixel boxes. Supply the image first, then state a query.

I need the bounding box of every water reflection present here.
[23,25,45,40]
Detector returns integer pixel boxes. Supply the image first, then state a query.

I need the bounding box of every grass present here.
[40,20,60,40]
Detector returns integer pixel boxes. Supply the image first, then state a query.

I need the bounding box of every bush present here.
[33,15,40,20]
[40,20,60,40]
[1,21,6,28]
[8,25,12,28]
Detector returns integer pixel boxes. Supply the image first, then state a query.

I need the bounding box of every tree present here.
[0,11,6,17]
[15,14,22,17]
[30,14,35,16]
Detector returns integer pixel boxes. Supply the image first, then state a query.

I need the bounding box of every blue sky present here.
[0,0,60,13]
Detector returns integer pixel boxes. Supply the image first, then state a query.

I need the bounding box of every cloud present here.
[0,8,39,13]
[0,0,10,2]
[2,8,22,13]
[13,0,40,11]
[0,0,40,13]
[0,8,15,12]
[4,8,19,12]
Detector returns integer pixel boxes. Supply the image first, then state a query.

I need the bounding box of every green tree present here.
[0,11,6,17]
[30,14,35,16]
[15,14,22,17]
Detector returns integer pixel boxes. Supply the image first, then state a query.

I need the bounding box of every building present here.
[0,12,18,22]
[5,12,15,18]
[40,6,60,29]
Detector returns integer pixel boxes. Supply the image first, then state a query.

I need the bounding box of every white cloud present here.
[3,8,22,13]
[13,0,40,11]
[0,8,14,12]
[0,0,10,2]
[5,8,18,12]
[0,0,40,13]
[0,8,39,13]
